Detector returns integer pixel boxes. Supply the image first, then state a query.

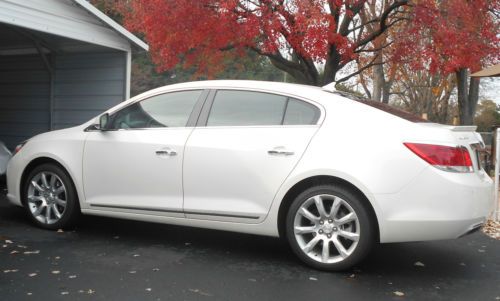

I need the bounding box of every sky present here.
[481,78,500,104]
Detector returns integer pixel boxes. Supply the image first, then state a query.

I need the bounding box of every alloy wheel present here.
[293,194,360,264]
[27,172,67,225]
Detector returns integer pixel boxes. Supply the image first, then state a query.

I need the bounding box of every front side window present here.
[109,90,202,129]
[207,90,320,126]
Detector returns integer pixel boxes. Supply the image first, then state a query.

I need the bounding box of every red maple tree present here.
[119,0,409,86]
[393,0,500,125]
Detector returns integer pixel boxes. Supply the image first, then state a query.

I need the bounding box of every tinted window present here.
[109,90,202,129]
[284,98,320,125]
[207,90,287,126]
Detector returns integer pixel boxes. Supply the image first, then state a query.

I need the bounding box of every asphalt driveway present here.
[0,186,498,301]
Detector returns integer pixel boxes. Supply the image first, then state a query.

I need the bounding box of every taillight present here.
[404,143,473,173]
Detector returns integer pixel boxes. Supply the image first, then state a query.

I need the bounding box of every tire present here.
[22,163,80,230]
[285,184,376,271]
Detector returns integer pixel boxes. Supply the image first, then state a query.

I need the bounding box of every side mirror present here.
[99,113,110,131]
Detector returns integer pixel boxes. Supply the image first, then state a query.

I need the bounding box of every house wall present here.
[53,51,126,130]
[0,51,127,149]
[0,54,51,149]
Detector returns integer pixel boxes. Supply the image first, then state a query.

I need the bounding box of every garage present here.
[0,0,148,150]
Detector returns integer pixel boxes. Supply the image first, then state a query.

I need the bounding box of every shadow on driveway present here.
[0,188,498,300]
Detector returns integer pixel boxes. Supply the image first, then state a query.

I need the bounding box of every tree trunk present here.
[382,80,393,104]
[372,63,384,101]
[456,68,480,125]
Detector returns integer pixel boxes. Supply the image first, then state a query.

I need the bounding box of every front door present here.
[83,90,205,216]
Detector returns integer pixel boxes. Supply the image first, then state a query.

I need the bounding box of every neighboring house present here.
[0,0,148,150]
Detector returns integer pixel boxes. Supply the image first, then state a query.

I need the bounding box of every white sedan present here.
[6,80,494,270]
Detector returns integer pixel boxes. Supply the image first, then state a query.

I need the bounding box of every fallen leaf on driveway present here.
[23,250,40,255]
[189,288,212,296]
[414,261,425,267]
[393,291,405,297]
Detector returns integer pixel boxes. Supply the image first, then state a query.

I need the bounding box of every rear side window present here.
[207,90,320,126]
[208,90,287,126]
[283,98,320,125]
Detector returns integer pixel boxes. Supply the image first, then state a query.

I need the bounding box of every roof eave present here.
[470,64,500,78]
[72,0,149,52]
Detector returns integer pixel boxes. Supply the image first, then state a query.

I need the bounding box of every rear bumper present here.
[375,167,494,243]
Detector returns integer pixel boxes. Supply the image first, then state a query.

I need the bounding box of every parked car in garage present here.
[0,141,11,181]
[5,80,495,271]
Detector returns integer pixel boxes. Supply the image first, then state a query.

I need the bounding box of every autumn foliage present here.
[119,0,409,85]
[393,0,499,75]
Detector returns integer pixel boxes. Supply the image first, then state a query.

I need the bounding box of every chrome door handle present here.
[268,147,294,156]
[156,148,177,156]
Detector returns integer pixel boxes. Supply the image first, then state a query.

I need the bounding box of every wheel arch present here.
[277,175,380,242]
[20,157,78,206]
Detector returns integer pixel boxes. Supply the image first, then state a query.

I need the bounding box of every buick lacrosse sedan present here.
[6,80,494,270]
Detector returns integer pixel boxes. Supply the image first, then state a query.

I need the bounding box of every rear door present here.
[183,89,323,223]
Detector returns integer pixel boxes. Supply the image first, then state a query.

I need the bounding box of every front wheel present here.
[23,163,80,230]
[286,185,376,271]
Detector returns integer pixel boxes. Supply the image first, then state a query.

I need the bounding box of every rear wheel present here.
[286,185,376,271]
[23,163,80,230]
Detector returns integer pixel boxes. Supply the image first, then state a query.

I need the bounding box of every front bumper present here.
[375,167,494,243]
[6,154,23,207]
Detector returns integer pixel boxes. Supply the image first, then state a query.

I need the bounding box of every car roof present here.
[129,80,424,123]
[147,80,327,100]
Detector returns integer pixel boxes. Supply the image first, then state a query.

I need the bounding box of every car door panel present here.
[82,89,206,217]
[83,129,191,216]
[183,126,318,222]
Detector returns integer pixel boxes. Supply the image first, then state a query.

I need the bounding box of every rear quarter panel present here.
[267,94,463,237]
